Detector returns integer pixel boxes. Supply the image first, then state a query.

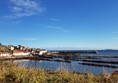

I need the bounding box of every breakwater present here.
[0,50,118,74]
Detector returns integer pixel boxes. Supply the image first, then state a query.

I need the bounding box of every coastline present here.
[0,61,117,83]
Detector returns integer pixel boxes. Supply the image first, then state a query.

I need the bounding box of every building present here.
[39,50,48,55]
[13,50,30,56]
[0,52,11,57]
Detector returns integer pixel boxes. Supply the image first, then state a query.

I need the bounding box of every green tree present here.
[0,43,2,46]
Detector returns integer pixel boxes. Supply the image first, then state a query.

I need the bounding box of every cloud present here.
[48,26,70,32]
[19,38,38,41]
[10,20,21,24]
[50,18,60,21]
[4,0,44,19]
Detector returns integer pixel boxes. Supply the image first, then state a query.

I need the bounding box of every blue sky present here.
[0,0,118,49]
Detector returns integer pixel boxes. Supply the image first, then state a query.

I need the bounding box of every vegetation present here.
[0,61,117,83]
[0,46,9,52]
[0,43,2,46]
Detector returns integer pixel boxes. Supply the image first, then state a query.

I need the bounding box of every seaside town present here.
[0,43,118,83]
[1,0,118,82]
[0,43,48,57]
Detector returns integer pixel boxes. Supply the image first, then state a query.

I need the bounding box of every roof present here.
[0,52,9,54]
[13,50,27,53]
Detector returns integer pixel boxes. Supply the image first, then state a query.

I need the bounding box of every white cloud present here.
[50,18,60,21]
[4,0,44,19]
[19,38,38,41]
[48,26,70,32]
[10,20,21,24]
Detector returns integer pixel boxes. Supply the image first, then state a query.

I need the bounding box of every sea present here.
[14,50,118,74]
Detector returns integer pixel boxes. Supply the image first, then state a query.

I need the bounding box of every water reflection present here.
[14,59,118,75]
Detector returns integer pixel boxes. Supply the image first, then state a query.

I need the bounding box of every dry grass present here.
[0,61,117,83]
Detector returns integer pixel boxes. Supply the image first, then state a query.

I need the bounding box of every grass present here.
[0,61,117,83]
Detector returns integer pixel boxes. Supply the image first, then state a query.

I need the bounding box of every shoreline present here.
[0,54,118,69]
[0,61,117,83]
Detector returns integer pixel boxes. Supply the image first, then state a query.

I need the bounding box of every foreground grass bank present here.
[0,61,117,83]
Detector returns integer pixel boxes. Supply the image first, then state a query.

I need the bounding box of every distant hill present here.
[98,49,118,51]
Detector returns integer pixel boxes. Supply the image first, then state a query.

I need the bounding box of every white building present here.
[13,50,30,56]
[10,46,14,50]
[39,50,48,55]
[0,52,11,57]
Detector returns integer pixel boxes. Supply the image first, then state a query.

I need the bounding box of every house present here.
[39,50,48,55]
[0,52,11,57]
[13,50,30,56]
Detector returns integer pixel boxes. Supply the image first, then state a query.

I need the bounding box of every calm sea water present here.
[14,50,118,74]
[87,50,118,56]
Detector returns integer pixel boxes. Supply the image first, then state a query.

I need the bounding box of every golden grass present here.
[0,61,117,83]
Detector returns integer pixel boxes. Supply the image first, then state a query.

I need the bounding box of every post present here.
[10,46,14,56]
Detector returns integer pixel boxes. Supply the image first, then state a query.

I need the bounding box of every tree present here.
[0,43,2,46]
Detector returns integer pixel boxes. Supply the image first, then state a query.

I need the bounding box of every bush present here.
[0,61,117,83]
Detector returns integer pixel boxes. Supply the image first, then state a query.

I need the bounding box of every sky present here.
[0,0,118,50]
